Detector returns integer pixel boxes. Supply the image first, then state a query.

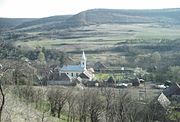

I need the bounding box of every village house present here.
[163,83,180,102]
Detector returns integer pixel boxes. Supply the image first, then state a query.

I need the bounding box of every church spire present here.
[82,50,86,61]
[81,50,86,69]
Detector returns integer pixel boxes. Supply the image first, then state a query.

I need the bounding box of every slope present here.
[59,8,180,28]
[14,15,72,30]
[0,18,36,30]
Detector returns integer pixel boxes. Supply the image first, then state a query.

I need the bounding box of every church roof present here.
[61,65,84,72]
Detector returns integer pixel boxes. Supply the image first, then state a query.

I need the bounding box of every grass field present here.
[13,23,180,65]
[15,23,180,49]
[95,73,125,81]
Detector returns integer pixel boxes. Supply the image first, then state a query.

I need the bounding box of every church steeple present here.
[81,50,86,69]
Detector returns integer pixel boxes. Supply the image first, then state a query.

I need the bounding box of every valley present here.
[0,8,180,122]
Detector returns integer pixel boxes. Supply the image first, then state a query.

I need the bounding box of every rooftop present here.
[157,93,171,109]
[61,65,84,72]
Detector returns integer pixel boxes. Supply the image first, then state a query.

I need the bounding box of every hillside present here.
[0,18,36,30]
[14,15,72,31]
[59,8,180,28]
[1,8,180,43]
[3,8,179,32]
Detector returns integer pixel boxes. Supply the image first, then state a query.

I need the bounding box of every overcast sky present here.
[0,0,180,18]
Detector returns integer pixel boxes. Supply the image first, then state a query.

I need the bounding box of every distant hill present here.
[0,18,36,30]
[1,8,180,31]
[59,8,180,28]
[14,15,72,30]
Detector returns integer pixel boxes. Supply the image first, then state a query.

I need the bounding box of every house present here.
[103,76,115,86]
[157,93,171,109]
[163,83,180,102]
[163,83,180,97]
[132,78,140,86]
[48,73,72,85]
[79,69,95,81]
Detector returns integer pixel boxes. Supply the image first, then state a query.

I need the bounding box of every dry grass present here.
[2,93,59,122]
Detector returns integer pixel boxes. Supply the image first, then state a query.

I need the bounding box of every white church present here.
[59,51,95,81]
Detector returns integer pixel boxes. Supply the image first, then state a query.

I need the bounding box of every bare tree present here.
[88,90,104,122]
[102,88,116,122]
[126,101,143,122]
[0,64,7,122]
[47,88,72,119]
[33,88,44,109]
[115,92,131,122]
[67,92,77,122]
[17,86,36,104]
[36,87,50,122]
[0,84,5,122]
[77,89,90,122]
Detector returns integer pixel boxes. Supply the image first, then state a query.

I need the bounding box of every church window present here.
[71,73,73,77]
[76,73,79,77]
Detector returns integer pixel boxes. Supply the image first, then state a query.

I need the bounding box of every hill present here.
[14,15,72,31]
[59,8,180,28]
[2,8,180,32]
[0,18,36,30]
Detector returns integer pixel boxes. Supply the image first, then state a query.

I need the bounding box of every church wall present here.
[60,71,82,78]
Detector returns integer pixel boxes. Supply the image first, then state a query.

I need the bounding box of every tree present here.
[35,87,50,122]
[38,51,46,64]
[134,67,148,78]
[126,102,143,122]
[101,88,115,122]
[59,52,65,67]
[151,51,161,64]
[0,64,6,122]
[47,88,71,119]
[115,92,131,122]
[77,90,90,122]
[0,84,4,122]
[88,90,104,122]
[141,100,168,122]
[67,93,77,122]
[17,86,36,104]
[59,52,71,67]
[167,66,180,83]
[12,60,37,85]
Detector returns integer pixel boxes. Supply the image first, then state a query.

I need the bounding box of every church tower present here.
[81,50,86,69]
